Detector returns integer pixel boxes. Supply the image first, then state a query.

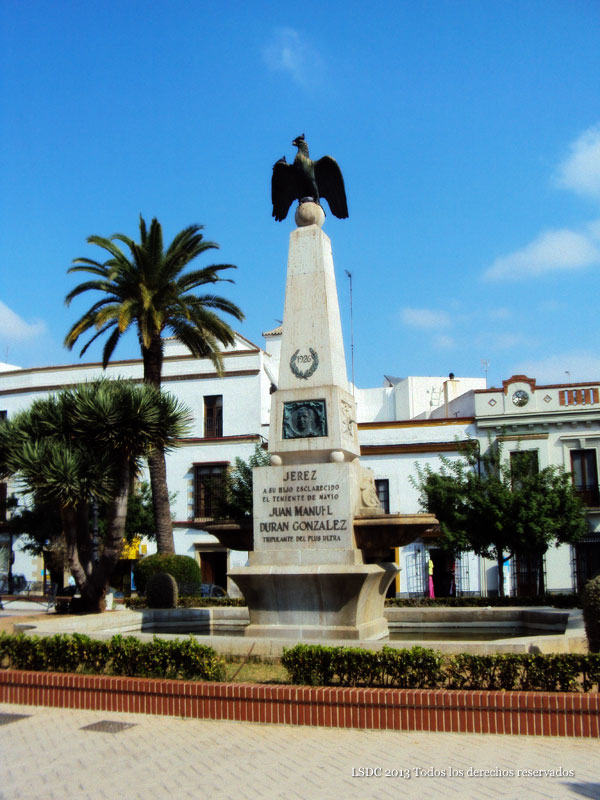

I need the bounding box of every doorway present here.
[198,549,227,589]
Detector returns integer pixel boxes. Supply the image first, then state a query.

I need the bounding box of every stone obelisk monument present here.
[230,201,397,639]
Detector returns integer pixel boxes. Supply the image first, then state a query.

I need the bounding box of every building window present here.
[0,413,5,523]
[574,534,600,593]
[193,463,227,520]
[570,449,599,507]
[204,395,223,438]
[510,449,539,476]
[559,387,598,406]
[375,479,390,514]
[512,552,546,596]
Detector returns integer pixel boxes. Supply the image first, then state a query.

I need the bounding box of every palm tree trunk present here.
[44,538,66,588]
[496,548,505,597]
[63,459,132,613]
[142,334,175,554]
[93,455,131,600]
[147,447,175,553]
[61,503,88,589]
[75,501,92,577]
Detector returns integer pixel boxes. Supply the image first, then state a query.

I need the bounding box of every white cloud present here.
[490,333,526,350]
[488,307,512,320]
[586,218,600,239]
[400,308,451,329]
[433,334,455,349]
[555,124,600,199]
[538,299,566,313]
[510,351,600,384]
[262,28,322,88]
[483,228,600,281]
[0,300,46,342]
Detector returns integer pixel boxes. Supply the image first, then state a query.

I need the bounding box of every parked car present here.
[200,583,227,598]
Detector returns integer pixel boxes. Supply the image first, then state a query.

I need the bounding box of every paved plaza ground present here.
[1,701,599,800]
[1,604,599,799]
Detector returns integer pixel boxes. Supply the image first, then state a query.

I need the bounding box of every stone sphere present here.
[329,450,345,463]
[295,202,325,228]
[270,454,282,466]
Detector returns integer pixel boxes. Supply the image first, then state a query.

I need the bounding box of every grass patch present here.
[224,658,288,684]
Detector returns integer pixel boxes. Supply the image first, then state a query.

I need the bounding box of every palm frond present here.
[176,264,237,292]
[186,293,245,321]
[65,217,242,376]
[78,323,117,358]
[101,326,122,367]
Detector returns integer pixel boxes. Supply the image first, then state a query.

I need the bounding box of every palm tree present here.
[0,380,191,611]
[64,216,244,553]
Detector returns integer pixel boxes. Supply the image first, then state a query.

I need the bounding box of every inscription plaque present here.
[253,462,354,551]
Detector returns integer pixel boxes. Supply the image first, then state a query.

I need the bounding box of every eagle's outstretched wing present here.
[271,159,299,221]
[314,156,348,219]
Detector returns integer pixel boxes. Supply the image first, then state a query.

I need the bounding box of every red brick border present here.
[1,670,598,737]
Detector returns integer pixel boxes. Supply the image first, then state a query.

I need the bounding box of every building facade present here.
[0,334,275,591]
[1,332,597,598]
[474,374,600,596]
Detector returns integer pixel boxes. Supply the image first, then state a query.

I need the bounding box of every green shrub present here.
[0,632,225,681]
[385,594,581,609]
[107,635,225,680]
[146,572,178,609]
[281,643,600,692]
[0,632,110,674]
[133,554,202,594]
[125,595,245,610]
[582,576,600,652]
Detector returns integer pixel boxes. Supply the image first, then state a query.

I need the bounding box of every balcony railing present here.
[574,485,600,507]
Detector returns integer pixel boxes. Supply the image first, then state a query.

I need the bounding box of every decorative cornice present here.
[476,379,600,395]
[360,440,470,456]
[496,433,549,442]
[0,370,261,397]
[178,434,263,446]
[358,417,474,431]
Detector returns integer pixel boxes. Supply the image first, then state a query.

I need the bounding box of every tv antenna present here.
[481,358,490,385]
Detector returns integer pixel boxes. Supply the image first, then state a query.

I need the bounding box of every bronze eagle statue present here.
[271,134,349,221]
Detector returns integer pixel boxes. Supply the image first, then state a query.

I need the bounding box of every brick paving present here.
[1,701,598,800]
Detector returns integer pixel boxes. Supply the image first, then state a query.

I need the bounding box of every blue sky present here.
[2,0,600,390]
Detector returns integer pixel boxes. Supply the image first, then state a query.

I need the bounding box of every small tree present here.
[0,380,191,611]
[214,444,270,520]
[411,439,587,596]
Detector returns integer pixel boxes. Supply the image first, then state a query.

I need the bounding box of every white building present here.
[474,374,600,596]
[1,331,597,598]
[0,333,275,591]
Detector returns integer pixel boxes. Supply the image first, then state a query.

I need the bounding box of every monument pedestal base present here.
[229,561,398,640]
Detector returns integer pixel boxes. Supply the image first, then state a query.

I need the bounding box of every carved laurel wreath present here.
[290,348,319,380]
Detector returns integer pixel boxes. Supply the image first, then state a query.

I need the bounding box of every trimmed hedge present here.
[133,554,202,595]
[281,644,600,692]
[385,594,581,609]
[125,594,579,611]
[0,632,225,681]
[125,595,245,610]
[582,576,600,652]
[2,634,599,692]
[146,572,178,609]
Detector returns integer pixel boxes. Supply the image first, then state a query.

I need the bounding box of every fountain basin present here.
[202,513,438,555]
[14,606,587,657]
